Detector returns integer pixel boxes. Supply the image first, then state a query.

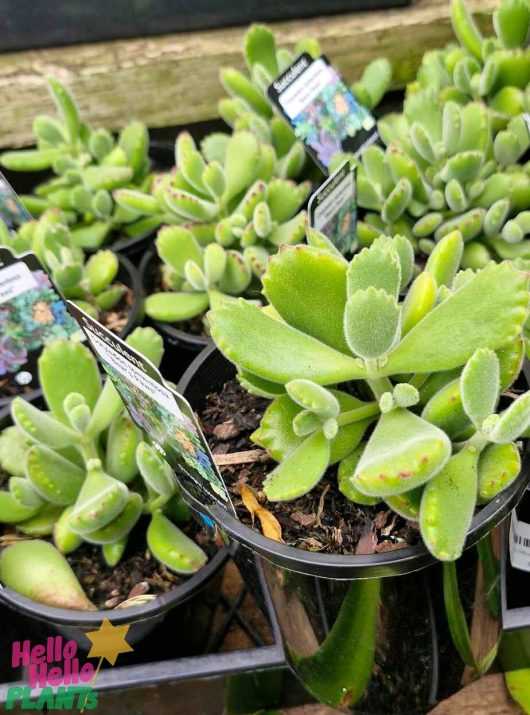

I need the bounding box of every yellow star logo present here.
[85,618,134,665]
[81,619,134,712]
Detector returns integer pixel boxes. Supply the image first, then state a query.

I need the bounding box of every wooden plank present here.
[0,0,496,148]
[430,673,524,714]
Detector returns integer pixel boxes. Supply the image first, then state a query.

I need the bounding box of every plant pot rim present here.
[0,394,230,627]
[0,252,141,411]
[138,245,212,350]
[178,343,530,580]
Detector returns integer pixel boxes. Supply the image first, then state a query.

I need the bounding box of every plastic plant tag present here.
[0,170,32,228]
[522,114,530,163]
[0,247,82,396]
[267,53,378,173]
[510,509,530,573]
[67,301,236,513]
[308,160,357,254]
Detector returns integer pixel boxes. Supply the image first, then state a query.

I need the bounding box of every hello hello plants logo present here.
[6,619,133,710]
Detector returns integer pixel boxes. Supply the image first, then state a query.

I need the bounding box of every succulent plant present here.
[410,0,530,127]
[218,24,392,181]
[0,78,154,249]
[0,330,207,610]
[0,210,128,324]
[209,231,530,561]
[354,90,530,267]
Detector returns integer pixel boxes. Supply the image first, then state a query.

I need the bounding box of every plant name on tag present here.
[509,509,530,573]
[267,53,378,173]
[308,160,357,254]
[0,248,82,393]
[67,302,236,513]
[0,170,32,229]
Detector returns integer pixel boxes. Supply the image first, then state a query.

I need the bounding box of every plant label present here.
[510,508,530,573]
[0,247,82,394]
[267,53,378,173]
[522,113,530,163]
[67,302,236,513]
[0,170,32,229]
[308,160,357,254]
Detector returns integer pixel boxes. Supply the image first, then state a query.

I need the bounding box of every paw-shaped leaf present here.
[460,348,500,428]
[344,288,401,359]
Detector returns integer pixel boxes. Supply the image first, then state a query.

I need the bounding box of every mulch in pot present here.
[199,379,420,556]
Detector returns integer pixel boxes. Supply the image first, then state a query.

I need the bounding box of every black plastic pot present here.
[0,252,142,410]
[0,397,230,648]
[178,345,529,712]
[139,246,211,381]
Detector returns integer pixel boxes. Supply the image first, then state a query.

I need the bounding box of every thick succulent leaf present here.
[263,431,330,501]
[244,25,278,77]
[268,211,307,246]
[106,415,142,484]
[477,442,521,504]
[145,292,209,322]
[262,245,349,353]
[69,464,129,534]
[38,341,101,424]
[286,380,340,417]
[209,300,366,385]
[126,327,164,368]
[306,227,347,261]
[82,492,143,545]
[54,506,83,554]
[460,349,500,428]
[487,392,530,443]
[424,231,464,288]
[223,131,260,202]
[401,273,437,335]
[12,398,79,449]
[252,394,304,460]
[497,337,524,391]
[346,245,401,299]
[17,504,64,537]
[0,426,30,477]
[147,510,207,574]
[237,370,286,398]
[383,262,529,375]
[352,409,451,497]
[136,442,177,498]
[156,226,203,275]
[422,379,470,439]
[9,477,46,509]
[267,179,310,223]
[344,288,401,359]
[165,188,218,222]
[0,540,95,611]
[338,446,378,505]
[372,234,414,290]
[386,487,424,521]
[26,445,85,505]
[200,132,230,164]
[0,491,40,523]
[420,446,478,561]
[218,250,252,295]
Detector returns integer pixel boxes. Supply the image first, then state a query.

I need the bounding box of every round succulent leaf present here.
[54,506,83,553]
[147,510,207,574]
[344,288,401,359]
[145,292,209,322]
[420,445,478,561]
[352,408,452,497]
[488,391,530,443]
[136,442,176,498]
[0,491,40,523]
[69,464,129,534]
[237,370,286,399]
[223,131,261,202]
[82,492,143,545]
[263,430,330,502]
[286,379,340,418]
[0,426,30,477]
[9,477,46,509]
[0,539,95,610]
[106,414,142,484]
[425,231,464,288]
[268,211,307,246]
[218,250,251,295]
[477,442,521,504]
[12,398,79,450]
[401,272,437,336]
[267,179,310,223]
[26,444,85,505]
[497,337,524,391]
[17,504,65,537]
[372,234,414,291]
[165,188,218,222]
[85,250,119,294]
[386,486,423,521]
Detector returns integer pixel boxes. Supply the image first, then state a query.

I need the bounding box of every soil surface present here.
[199,379,420,556]
[99,282,135,336]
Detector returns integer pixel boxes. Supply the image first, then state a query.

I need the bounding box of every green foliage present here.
[0,78,152,249]
[0,331,207,611]
[210,233,530,561]
[0,210,127,323]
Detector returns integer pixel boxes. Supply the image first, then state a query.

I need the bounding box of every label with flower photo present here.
[308,160,357,255]
[0,170,32,229]
[267,53,378,173]
[0,248,83,399]
[67,302,235,512]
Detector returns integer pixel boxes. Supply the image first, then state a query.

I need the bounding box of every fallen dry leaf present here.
[213,420,241,440]
[241,484,284,543]
[291,511,317,527]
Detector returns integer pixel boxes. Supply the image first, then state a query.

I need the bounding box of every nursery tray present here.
[0,557,290,711]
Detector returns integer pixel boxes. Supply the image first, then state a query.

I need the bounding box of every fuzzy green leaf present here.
[147,510,207,574]
[347,245,401,299]
[12,398,79,449]
[487,392,530,443]
[26,445,85,505]
[477,442,521,504]
[460,349,500,428]
[344,288,401,359]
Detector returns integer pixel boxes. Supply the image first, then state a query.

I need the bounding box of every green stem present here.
[336,403,380,426]
[144,494,170,514]
[443,561,477,669]
[465,431,489,451]
[476,534,500,618]
[409,373,430,390]
[78,438,99,465]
